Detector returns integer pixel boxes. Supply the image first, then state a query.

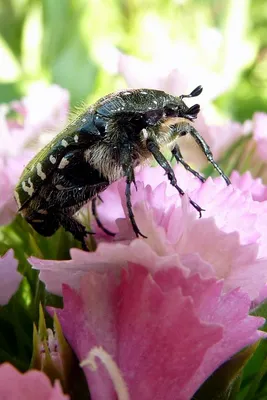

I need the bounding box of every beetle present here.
[14,86,230,250]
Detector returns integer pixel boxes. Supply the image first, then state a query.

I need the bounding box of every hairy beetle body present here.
[15,86,230,249]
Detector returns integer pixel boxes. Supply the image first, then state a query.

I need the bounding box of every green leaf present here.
[41,0,98,105]
[193,343,259,400]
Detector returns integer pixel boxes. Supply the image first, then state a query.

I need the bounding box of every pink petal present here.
[0,249,22,305]
[0,363,68,400]
[231,170,267,202]
[12,84,69,137]
[30,166,267,301]
[0,84,69,158]
[55,265,265,400]
[117,52,231,103]
[0,153,35,226]
[118,54,163,90]
[0,169,17,225]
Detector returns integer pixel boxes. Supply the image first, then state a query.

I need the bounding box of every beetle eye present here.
[165,103,179,116]
[94,114,107,135]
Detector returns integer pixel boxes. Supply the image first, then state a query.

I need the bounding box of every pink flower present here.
[0,249,22,305]
[52,264,265,400]
[196,120,250,161]
[230,171,267,306]
[12,84,69,137]
[117,52,231,104]
[29,166,267,397]
[0,84,69,226]
[30,165,267,302]
[0,363,68,400]
[231,170,267,202]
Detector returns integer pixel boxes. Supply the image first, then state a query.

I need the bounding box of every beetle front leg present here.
[124,167,147,238]
[146,140,204,217]
[91,197,115,236]
[171,144,206,183]
[58,213,93,251]
[188,125,231,185]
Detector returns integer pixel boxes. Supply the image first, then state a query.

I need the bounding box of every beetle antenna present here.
[180,85,203,100]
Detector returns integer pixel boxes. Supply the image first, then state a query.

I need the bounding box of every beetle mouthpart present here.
[186,104,200,119]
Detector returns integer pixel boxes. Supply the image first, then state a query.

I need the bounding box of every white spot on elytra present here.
[58,157,69,169]
[36,163,46,180]
[56,184,66,190]
[61,139,68,147]
[49,155,57,164]
[123,91,131,95]
[22,178,34,196]
[141,91,148,94]
[74,135,79,143]
[153,100,157,105]
[82,118,87,123]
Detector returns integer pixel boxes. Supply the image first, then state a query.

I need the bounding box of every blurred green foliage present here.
[0,0,267,119]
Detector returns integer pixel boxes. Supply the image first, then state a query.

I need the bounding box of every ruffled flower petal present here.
[231,170,267,202]
[30,166,267,301]
[0,363,68,400]
[53,265,265,400]
[0,249,22,305]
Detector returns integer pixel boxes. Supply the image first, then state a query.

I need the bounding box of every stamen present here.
[80,346,130,400]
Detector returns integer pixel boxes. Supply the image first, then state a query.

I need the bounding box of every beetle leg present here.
[58,213,93,251]
[91,197,115,236]
[26,211,61,237]
[188,125,231,185]
[146,140,204,217]
[171,144,206,183]
[97,194,104,203]
[125,167,147,238]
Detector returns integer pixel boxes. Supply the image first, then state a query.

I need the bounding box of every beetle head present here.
[163,85,202,122]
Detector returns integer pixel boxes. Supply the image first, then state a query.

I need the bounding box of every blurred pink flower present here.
[0,363,68,400]
[252,112,267,161]
[0,249,22,305]
[30,165,267,301]
[231,171,267,202]
[230,171,267,306]
[197,119,251,162]
[52,264,265,400]
[0,85,69,226]
[118,53,231,104]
